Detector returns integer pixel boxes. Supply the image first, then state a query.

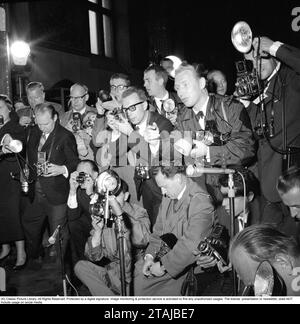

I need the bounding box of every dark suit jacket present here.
[247,44,300,202]
[175,95,255,166]
[27,122,79,205]
[67,189,92,222]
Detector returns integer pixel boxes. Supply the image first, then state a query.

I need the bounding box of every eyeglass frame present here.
[110,85,128,91]
[122,101,146,113]
[69,92,88,101]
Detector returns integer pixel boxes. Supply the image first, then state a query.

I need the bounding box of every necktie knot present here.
[197,111,204,119]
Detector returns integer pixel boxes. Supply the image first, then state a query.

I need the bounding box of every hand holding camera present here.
[69,171,80,194]
[191,140,208,159]
[144,123,160,144]
[113,115,133,136]
[252,37,274,58]
[43,163,66,178]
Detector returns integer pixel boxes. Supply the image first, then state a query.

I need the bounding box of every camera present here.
[110,107,126,122]
[76,172,89,185]
[154,233,178,262]
[89,197,105,219]
[36,152,49,176]
[89,196,114,228]
[197,224,229,267]
[72,112,82,133]
[235,60,261,99]
[135,164,150,180]
[99,90,112,103]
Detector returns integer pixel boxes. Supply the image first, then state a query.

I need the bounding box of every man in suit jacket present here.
[112,86,174,228]
[67,160,99,266]
[23,103,79,265]
[144,64,182,126]
[242,37,300,226]
[134,163,215,296]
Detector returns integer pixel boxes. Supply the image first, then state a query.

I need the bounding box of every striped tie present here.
[38,133,47,152]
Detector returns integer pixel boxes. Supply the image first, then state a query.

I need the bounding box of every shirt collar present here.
[177,184,187,201]
[193,96,209,117]
[73,107,87,115]
[136,111,149,135]
[154,92,169,112]
[267,62,281,83]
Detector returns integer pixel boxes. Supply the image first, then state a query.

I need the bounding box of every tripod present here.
[115,214,127,296]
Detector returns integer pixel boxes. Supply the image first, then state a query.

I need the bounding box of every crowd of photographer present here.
[0,27,300,297]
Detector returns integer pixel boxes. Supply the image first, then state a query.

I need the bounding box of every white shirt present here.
[193,96,210,130]
[136,112,160,156]
[154,92,169,114]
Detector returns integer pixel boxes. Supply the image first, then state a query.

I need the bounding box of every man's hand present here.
[43,164,66,177]
[143,255,155,277]
[96,98,106,115]
[191,140,208,159]
[150,261,166,277]
[1,134,13,154]
[194,253,218,269]
[167,113,177,125]
[144,123,160,143]
[113,115,134,136]
[108,196,123,216]
[252,37,274,57]
[69,171,79,194]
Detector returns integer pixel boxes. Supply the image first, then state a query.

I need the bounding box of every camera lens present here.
[76,172,87,184]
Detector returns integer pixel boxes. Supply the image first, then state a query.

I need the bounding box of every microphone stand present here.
[115,214,127,296]
[228,173,238,296]
[57,225,68,297]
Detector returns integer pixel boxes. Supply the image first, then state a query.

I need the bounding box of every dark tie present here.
[160,100,167,117]
[196,111,204,120]
[38,133,47,151]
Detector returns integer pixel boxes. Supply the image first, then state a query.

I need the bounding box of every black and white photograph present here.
[0,0,300,308]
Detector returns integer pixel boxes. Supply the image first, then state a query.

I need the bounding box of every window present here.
[88,0,114,58]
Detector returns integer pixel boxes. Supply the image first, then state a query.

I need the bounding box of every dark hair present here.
[121,86,148,102]
[219,167,260,197]
[151,162,187,179]
[277,167,300,194]
[229,224,300,263]
[34,103,58,119]
[26,81,44,93]
[110,73,131,87]
[120,179,129,194]
[78,160,99,173]
[144,64,169,86]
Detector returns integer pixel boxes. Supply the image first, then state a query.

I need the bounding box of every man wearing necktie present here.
[22,103,79,268]
[240,37,300,228]
[144,65,182,126]
[134,163,214,296]
[174,63,255,169]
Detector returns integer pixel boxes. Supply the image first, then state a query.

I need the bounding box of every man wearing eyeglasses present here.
[107,87,174,228]
[61,83,96,128]
[61,83,97,160]
[95,74,130,115]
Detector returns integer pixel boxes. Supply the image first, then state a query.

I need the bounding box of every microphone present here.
[187,166,235,177]
[48,225,61,245]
